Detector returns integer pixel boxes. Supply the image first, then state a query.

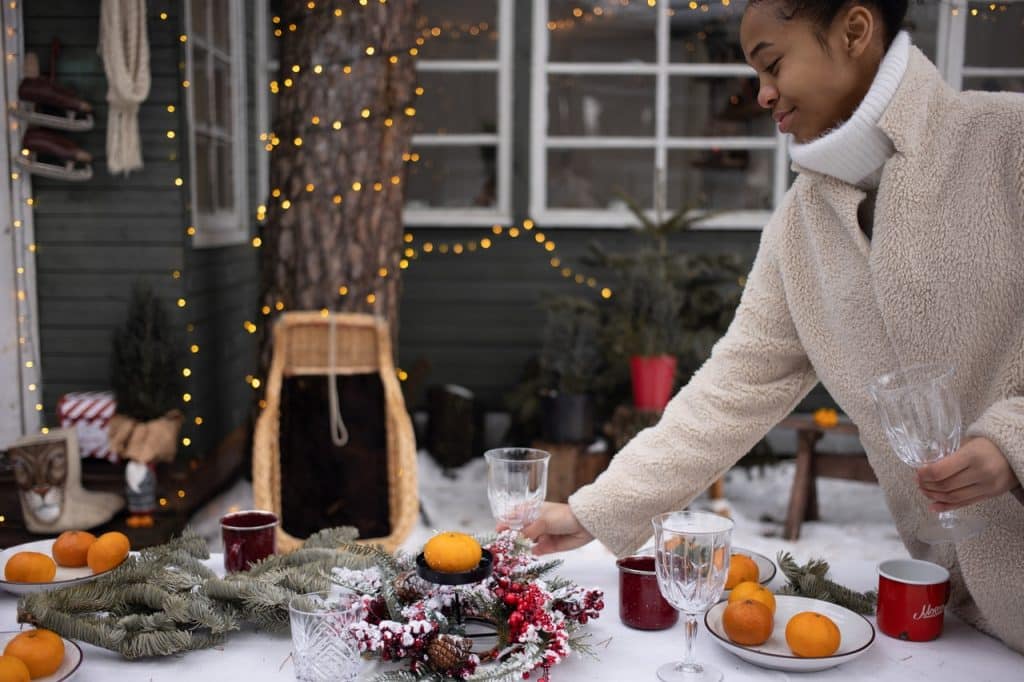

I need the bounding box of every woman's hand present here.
[917,437,1021,512]
[518,502,594,555]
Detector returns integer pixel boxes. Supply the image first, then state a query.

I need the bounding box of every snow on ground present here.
[190,451,908,564]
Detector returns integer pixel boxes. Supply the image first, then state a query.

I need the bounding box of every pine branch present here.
[776,551,877,615]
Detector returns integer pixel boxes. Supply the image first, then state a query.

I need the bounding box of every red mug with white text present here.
[877,558,951,641]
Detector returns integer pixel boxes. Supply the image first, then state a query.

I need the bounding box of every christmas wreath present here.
[343,530,604,681]
[15,529,603,681]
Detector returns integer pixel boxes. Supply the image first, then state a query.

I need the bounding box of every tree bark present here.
[259,0,417,369]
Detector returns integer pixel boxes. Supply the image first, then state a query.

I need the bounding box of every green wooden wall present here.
[26,1,258,457]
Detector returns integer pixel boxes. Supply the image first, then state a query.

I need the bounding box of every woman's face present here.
[739,2,875,143]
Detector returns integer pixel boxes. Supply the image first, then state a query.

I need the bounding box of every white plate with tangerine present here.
[0,531,130,595]
[0,629,82,681]
[704,594,875,672]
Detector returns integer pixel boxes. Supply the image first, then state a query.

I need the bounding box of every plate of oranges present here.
[0,530,131,595]
[704,593,875,672]
[0,629,82,681]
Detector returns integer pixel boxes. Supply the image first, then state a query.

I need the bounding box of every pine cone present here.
[426,634,471,672]
[392,570,422,603]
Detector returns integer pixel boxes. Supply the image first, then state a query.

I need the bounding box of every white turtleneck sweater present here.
[789,31,910,190]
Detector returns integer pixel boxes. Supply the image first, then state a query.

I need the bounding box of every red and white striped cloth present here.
[57,391,118,462]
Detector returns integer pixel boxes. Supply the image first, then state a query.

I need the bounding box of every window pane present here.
[547,149,654,209]
[195,133,214,213]
[965,2,1024,68]
[213,59,232,133]
[416,72,496,135]
[549,74,655,137]
[406,146,498,208]
[416,0,498,60]
[668,0,747,63]
[190,0,208,39]
[216,141,234,211]
[963,75,1024,93]
[213,0,231,52]
[902,0,939,63]
[668,75,770,137]
[193,47,210,124]
[667,148,774,211]
[548,0,656,62]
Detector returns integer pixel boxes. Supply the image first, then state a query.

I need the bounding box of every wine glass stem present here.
[937,509,958,528]
[676,613,701,673]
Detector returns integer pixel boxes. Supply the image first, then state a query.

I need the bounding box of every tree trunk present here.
[259,0,417,369]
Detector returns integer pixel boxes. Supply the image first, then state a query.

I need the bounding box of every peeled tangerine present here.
[785,611,841,657]
[422,532,482,573]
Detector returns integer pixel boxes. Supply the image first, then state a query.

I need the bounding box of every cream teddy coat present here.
[569,46,1024,653]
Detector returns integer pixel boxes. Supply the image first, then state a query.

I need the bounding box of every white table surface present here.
[1,549,1020,682]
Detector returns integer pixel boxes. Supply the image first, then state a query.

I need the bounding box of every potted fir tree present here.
[538,296,602,443]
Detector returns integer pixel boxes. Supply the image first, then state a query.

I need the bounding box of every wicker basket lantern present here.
[253,312,418,553]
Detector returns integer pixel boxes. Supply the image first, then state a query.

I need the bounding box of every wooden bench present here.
[777,415,877,540]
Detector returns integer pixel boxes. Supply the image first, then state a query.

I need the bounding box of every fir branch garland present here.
[776,551,878,615]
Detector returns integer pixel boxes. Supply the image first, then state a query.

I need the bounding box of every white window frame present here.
[254,0,272,208]
[938,0,1024,90]
[530,0,786,229]
[184,0,249,248]
[405,0,514,227]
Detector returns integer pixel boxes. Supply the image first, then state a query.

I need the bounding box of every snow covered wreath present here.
[338,531,605,681]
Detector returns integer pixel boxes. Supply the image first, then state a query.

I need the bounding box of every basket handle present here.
[327,316,350,448]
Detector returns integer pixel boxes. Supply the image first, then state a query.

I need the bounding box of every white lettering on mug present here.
[912,603,945,620]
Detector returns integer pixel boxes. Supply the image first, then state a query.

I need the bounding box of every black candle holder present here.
[415,550,498,651]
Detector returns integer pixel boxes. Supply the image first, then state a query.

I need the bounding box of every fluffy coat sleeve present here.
[568,218,819,556]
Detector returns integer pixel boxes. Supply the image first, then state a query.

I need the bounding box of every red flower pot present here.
[630,355,677,411]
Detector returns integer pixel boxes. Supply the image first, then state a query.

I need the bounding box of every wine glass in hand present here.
[485,448,550,531]
[653,510,734,682]
[869,363,986,544]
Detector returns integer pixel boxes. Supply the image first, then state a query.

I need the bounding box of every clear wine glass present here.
[484,447,550,531]
[652,510,734,682]
[868,363,986,544]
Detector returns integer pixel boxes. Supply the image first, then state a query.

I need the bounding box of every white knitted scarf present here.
[98,0,150,175]
[789,31,910,189]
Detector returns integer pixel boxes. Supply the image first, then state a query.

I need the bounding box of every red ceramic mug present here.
[877,558,951,641]
[617,554,679,630]
[221,510,278,573]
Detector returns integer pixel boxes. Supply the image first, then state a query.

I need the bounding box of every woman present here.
[523,0,1024,653]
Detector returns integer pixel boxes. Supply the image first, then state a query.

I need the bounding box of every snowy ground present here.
[190,450,909,564]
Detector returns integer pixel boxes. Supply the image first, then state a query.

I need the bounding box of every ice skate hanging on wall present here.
[14,40,94,182]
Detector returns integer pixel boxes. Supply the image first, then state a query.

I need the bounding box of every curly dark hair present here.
[747,0,909,48]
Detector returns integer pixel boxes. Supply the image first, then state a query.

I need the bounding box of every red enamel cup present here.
[617,554,679,630]
[221,509,278,573]
[877,558,951,641]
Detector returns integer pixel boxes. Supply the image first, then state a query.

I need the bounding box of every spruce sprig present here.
[775,551,877,615]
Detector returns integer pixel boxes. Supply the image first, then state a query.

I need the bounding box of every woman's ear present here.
[840,5,877,58]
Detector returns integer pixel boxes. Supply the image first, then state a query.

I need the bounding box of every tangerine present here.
[422,532,482,573]
[86,531,130,574]
[51,530,97,568]
[725,553,759,589]
[3,629,64,678]
[722,599,774,646]
[0,655,29,682]
[728,580,776,615]
[3,553,56,583]
[785,611,841,657]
